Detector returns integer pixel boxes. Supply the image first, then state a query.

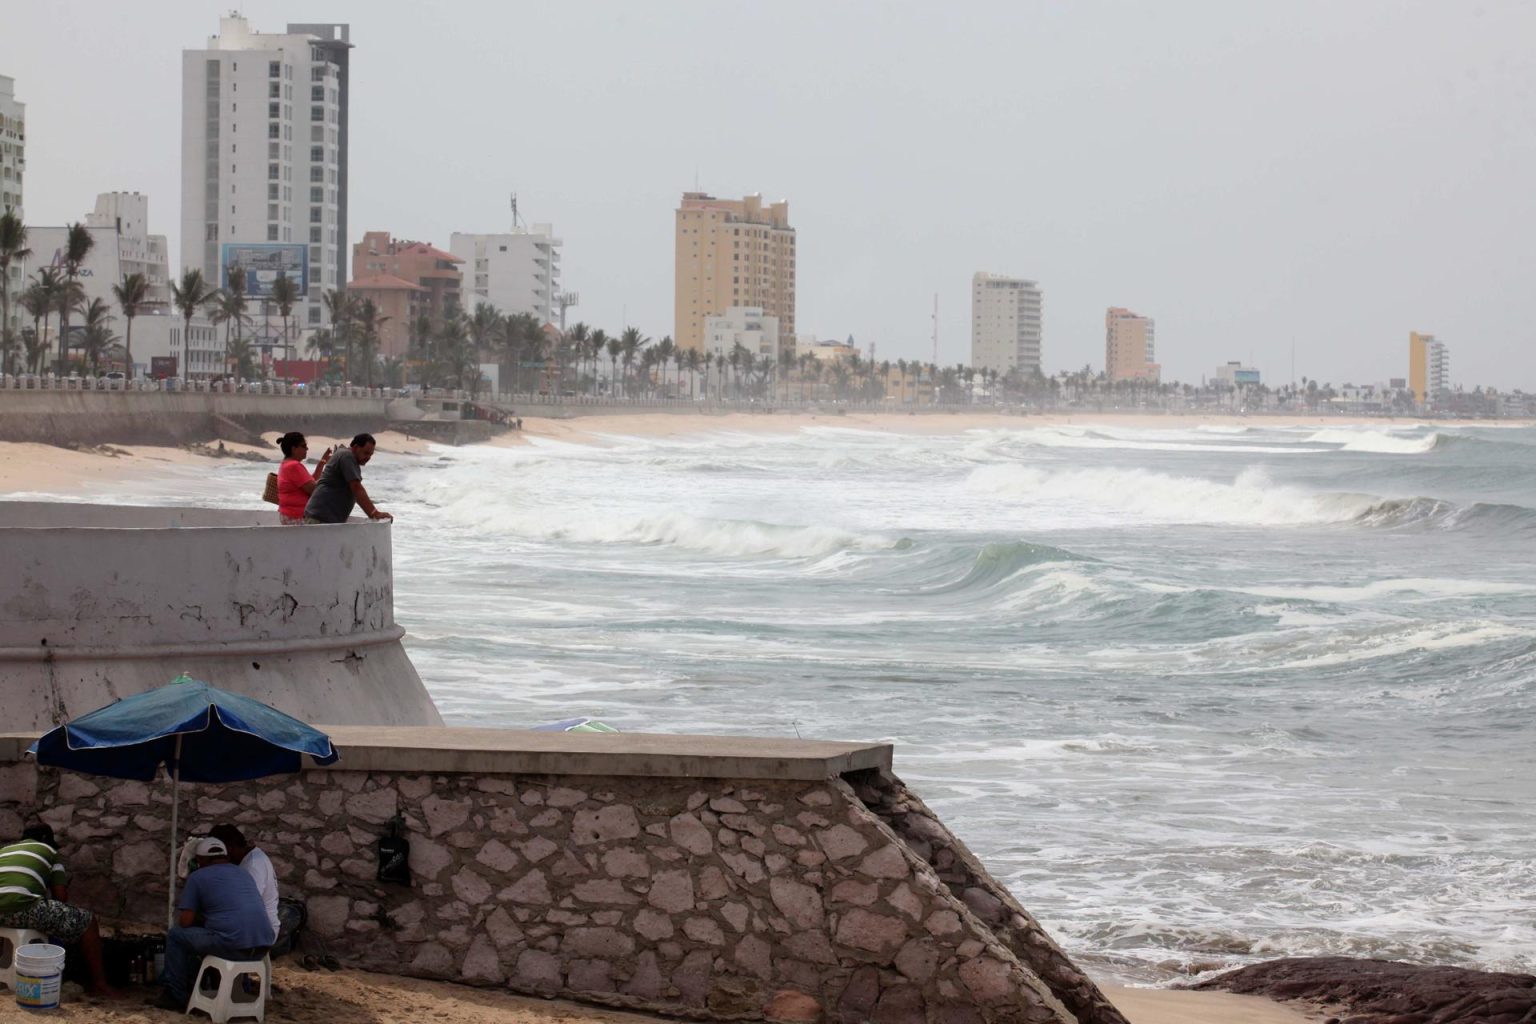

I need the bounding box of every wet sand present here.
[0,969,1324,1024]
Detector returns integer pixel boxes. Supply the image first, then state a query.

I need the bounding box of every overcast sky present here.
[5,1,1534,387]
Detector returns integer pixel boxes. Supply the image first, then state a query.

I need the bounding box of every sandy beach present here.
[0,970,1324,1024]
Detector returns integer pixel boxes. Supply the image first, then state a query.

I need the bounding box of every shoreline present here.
[0,410,1523,497]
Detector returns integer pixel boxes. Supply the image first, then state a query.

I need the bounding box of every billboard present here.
[150,356,179,379]
[221,243,308,299]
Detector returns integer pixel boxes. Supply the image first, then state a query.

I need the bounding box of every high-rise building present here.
[449,225,561,323]
[1,75,24,345]
[970,273,1042,377]
[674,192,795,353]
[1105,306,1160,383]
[1408,331,1449,404]
[180,15,351,332]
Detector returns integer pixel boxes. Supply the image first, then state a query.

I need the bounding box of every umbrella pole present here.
[166,735,182,931]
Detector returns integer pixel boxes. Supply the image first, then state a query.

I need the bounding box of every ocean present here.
[76,419,1536,982]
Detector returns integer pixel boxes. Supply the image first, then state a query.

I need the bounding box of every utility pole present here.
[931,294,939,368]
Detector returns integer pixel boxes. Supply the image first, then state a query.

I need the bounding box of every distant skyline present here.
[4,1,1534,387]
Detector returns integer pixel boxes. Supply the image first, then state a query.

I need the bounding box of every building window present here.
[268,102,279,118]
[267,224,279,241]
[269,61,280,78]
[310,226,322,243]
[268,203,278,219]
[310,146,323,162]
[311,86,324,102]
[268,142,279,158]
[308,307,320,324]
[311,106,323,122]
[310,166,323,182]
[310,126,323,142]
[268,164,279,180]
[268,123,280,139]
[310,186,323,203]
[309,207,322,223]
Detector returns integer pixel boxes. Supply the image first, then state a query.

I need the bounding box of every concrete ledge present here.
[0,726,892,781]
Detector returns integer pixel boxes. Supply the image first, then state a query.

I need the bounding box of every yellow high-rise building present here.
[1105,307,1160,383]
[1408,331,1448,403]
[674,192,795,353]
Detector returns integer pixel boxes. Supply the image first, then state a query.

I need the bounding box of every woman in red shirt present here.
[275,431,332,525]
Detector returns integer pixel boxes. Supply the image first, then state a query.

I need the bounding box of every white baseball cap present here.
[194,836,228,858]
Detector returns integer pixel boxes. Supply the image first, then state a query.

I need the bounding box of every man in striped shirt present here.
[0,824,118,997]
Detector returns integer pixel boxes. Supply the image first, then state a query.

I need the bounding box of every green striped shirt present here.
[0,841,66,912]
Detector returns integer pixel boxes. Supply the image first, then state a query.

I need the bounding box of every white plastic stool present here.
[185,954,270,1023]
[0,928,46,991]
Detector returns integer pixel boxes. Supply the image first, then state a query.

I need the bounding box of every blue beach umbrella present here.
[29,675,339,926]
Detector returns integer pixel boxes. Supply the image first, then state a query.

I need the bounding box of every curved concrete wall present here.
[0,502,442,730]
[0,391,391,446]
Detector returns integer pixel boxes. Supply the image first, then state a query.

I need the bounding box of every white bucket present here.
[13,943,65,1011]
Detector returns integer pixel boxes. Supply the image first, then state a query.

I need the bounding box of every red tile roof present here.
[348,273,424,291]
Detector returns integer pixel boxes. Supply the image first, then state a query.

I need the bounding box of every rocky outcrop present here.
[1195,956,1536,1024]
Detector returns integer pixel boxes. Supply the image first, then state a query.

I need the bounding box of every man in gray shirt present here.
[302,433,394,523]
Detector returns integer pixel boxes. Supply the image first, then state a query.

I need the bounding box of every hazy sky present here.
[5,1,1534,387]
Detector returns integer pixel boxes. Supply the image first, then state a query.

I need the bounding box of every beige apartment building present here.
[674,192,795,353]
[1105,306,1160,383]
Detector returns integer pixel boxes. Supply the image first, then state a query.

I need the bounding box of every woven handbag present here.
[262,472,279,504]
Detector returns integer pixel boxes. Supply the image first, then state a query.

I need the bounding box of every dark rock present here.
[1194,956,1536,1024]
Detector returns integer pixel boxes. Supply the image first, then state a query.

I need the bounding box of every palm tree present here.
[306,328,337,378]
[605,334,622,395]
[685,349,701,399]
[212,266,253,378]
[270,272,298,365]
[18,282,48,373]
[77,298,117,375]
[112,273,149,381]
[566,322,590,393]
[170,269,216,381]
[56,222,95,376]
[619,327,647,398]
[0,210,30,374]
[671,341,686,400]
[352,297,388,388]
[323,288,354,380]
[589,329,608,394]
[409,313,435,386]
[51,278,85,371]
[779,349,795,403]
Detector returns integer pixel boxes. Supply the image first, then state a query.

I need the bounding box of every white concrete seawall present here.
[0,502,442,730]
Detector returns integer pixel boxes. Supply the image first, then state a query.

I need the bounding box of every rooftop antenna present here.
[510,193,524,232]
[555,291,580,332]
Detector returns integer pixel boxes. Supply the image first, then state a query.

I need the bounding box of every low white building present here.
[24,192,173,315]
[705,306,780,364]
[450,224,562,323]
[1213,361,1261,387]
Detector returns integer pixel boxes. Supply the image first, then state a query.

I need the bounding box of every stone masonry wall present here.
[0,761,1103,1024]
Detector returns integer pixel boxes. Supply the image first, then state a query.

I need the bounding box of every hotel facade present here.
[674,192,795,353]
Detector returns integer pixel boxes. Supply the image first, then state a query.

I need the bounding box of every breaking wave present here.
[1305,429,1441,454]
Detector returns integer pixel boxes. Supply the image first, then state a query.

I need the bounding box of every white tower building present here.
[1,75,25,343]
[180,15,351,331]
[450,224,562,323]
[970,273,1042,377]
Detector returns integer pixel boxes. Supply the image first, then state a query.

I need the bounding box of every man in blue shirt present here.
[156,836,275,1011]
